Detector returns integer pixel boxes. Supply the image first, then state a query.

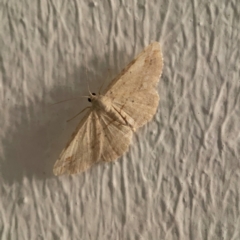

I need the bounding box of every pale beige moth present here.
[53,42,163,175]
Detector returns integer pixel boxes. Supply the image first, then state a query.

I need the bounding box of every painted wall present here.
[0,1,239,239]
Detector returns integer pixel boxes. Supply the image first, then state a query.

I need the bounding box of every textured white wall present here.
[0,0,240,239]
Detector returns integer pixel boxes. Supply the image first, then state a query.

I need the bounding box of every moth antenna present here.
[67,107,91,122]
[99,68,111,94]
[88,82,92,96]
[85,66,92,96]
[51,96,89,105]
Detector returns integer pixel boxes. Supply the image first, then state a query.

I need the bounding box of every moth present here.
[53,42,163,175]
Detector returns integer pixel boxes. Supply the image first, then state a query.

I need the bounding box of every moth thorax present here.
[93,95,112,112]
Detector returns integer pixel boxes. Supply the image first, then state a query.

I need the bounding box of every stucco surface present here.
[0,0,240,239]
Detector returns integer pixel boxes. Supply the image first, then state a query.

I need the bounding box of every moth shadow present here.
[1,58,116,185]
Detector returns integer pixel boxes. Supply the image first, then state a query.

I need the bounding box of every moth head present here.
[88,93,97,103]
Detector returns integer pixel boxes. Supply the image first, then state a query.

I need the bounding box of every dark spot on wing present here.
[66,156,73,162]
